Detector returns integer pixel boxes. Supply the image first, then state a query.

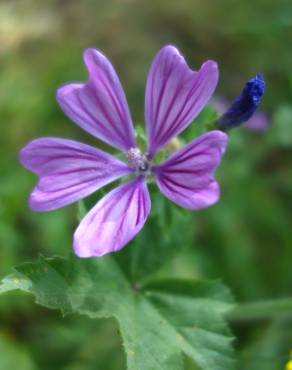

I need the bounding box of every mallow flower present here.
[20,45,228,257]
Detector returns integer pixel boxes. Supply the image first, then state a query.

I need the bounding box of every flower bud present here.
[217,74,265,130]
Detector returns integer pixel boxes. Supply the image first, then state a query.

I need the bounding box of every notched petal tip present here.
[56,48,135,151]
[196,181,221,209]
[19,138,45,173]
[83,47,98,61]
[154,131,227,210]
[82,48,105,75]
[145,46,220,157]
[201,60,219,84]
[21,137,131,212]
[159,44,181,55]
[73,238,99,258]
[202,59,218,70]
[28,188,48,212]
[56,83,83,107]
[19,145,30,170]
[208,130,229,154]
[73,235,112,258]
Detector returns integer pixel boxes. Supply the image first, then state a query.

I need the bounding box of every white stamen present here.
[127,147,149,172]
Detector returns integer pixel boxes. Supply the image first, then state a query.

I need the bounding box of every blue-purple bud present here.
[217,74,265,130]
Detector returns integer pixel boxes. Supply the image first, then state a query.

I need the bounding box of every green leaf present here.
[0,255,235,370]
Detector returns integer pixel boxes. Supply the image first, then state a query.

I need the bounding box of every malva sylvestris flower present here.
[20,45,228,257]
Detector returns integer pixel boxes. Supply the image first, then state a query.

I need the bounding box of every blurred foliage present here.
[1,0,292,369]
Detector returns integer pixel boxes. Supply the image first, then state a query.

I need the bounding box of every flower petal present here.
[145,45,219,158]
[20,137,132,211]
[153,131,228,209]
[57,48,136,151]
[74,177,150,257]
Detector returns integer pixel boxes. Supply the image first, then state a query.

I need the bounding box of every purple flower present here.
[20,45,228,257]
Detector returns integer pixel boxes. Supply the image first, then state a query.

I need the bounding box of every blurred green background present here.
[1,0,292,369]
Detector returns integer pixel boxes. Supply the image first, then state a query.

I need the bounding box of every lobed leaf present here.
[0,255,235,370]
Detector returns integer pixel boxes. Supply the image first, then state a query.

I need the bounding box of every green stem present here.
[227,298,292,323]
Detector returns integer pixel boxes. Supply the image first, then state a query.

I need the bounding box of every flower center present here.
[127,147,149,174]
